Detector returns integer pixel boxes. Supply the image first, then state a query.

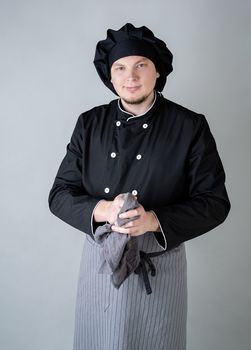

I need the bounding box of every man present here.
[49,23,230,350]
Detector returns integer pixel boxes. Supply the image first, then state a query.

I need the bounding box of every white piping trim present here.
[91,200,105,237]
[150,210,167,250]
[117,91,157,121]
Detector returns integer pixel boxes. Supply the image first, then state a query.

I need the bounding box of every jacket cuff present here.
[150,210,167,250]
[91,200,106,238]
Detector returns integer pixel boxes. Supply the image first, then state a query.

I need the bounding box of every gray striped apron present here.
[73,232,187,350]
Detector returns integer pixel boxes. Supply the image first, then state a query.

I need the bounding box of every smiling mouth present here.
[125,86,141,92]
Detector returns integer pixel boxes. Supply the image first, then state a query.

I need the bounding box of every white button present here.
[104,187,110,193]
[136,154,142,160]
[110,152,116,158]
[116,121,121,127]
[132,190,138,196]
[143,123,148,129]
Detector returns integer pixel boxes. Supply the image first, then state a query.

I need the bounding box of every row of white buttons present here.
[115,121,148,129]
[104,121,144,196]
[104,187,138,196]
[110,152,142,160]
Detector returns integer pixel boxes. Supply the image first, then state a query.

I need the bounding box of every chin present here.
[122,92,152,105]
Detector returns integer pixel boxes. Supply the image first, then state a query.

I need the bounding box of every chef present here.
[49,23,230,350]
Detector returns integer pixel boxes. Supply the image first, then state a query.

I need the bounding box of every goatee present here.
[122,93,151,105]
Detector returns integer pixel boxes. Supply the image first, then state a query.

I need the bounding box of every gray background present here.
[1,0,250,349]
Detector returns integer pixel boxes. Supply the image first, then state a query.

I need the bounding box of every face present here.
[110,56,160,105]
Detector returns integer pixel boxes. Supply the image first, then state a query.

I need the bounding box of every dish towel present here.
[94,193,141,289]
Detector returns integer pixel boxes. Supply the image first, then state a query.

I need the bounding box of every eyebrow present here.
[112,58,148,66]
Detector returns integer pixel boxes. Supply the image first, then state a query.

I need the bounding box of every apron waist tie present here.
[134,249,168,295]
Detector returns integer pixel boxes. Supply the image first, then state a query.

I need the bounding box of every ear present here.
[156,72,160,78]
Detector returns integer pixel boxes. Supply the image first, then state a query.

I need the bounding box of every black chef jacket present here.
[48,92,230,251]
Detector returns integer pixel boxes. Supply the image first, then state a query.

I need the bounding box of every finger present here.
[111,225,127,234]
[121,219,138,228]
[111,224,136,235]
[119,209,140,219]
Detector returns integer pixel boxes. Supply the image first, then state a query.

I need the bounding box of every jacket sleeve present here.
[152,115,231,250]
[48,115,101,237]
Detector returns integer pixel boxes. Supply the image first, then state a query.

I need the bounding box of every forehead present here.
[111,55,151,66]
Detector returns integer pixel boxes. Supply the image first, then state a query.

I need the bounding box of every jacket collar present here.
[117,91,162,122]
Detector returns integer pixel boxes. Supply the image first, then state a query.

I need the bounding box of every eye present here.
[136,63,146,69]
[115,66,125,71]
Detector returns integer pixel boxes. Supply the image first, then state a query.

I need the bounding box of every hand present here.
[106,194,126,224]
[93,194,125,224]
[111,205,160,236]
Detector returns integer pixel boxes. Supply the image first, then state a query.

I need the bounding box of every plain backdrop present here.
[1,0,250,349]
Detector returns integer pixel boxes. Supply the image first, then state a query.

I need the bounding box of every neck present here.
[120,91,156,116]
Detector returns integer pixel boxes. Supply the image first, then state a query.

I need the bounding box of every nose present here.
[126,67,138,81]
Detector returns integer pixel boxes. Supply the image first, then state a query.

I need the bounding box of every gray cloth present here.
[94,193,141,288]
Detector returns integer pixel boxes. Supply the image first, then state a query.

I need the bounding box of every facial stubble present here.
[121,91,153,105]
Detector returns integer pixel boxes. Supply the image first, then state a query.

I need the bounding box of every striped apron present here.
[73,232,187,350]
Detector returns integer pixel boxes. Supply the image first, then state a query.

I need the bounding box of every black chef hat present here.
[93,23,173,95]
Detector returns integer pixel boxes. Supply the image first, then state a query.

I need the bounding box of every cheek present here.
[110,78,123,94]
[111,74,119,84]
[111,77,124,91]
[146,74,157,88]
[111,78,118,89]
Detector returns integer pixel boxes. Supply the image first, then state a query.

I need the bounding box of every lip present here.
[124,86,141,93]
